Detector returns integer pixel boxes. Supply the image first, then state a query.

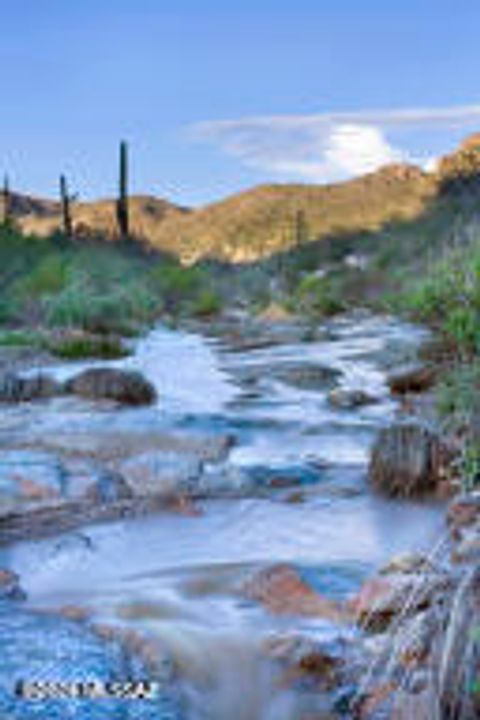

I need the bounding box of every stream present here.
[0,313,445,719]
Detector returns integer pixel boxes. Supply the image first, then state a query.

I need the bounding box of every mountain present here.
[11,134,480,263]
[17,195,189,244]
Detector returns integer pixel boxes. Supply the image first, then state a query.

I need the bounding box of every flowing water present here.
[0,313,445,719]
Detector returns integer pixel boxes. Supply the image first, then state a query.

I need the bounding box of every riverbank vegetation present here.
[0,224,222,358]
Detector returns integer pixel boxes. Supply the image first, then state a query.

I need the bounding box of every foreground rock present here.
[349,561,450,633]
[369,421,451,497]
[65,368,157,405]
[239,564,347,621]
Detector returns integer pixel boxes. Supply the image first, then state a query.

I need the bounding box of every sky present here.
[1,0,480,206]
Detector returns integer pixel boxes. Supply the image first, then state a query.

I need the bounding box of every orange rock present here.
[18,477,58,501]
[240,564,347,621]
[58,605,91,622]
[166,494,202,517]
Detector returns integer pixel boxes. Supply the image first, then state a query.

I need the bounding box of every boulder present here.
[349,572,449,632]
[65,367,156,405]
[0,372,62,403]
[0,569,26,601]
[387,364,436,395]
[327,387,378,409]
[369,422,447,497]
[238,563,346,621]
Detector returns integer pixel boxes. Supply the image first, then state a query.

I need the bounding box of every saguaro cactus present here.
[1,174,11,226]
[116,140,129,238]
[59,174,73,237]
[294,209,308,247]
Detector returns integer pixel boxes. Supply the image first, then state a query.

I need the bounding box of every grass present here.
[0,225,224,348]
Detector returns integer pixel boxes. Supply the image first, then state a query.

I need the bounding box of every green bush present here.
[47,333,129,360]
[191,289,222,318]
[293,273,345,317]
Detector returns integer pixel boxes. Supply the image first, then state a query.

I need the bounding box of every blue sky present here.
[1,0,480,205]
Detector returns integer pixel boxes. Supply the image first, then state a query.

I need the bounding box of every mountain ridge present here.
[9,134,480,263]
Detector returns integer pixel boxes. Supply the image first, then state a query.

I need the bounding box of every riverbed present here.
[0,313,445,719]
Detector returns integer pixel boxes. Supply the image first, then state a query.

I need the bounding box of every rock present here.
[272,363,342,390]
[263,633,342,691]
[65,367,156,405]
[387,364,437,395]
[0,569,26,601]
[369,422,448,497]
[0,450,65,502]
[451,531,480,564]
[447,492,480,533]
[0,372,62,403]
[349,572,449,632]
[238,563,346,621]
[84,470,133,504]
[120,451,202,498]
[327,387,378,409]
[380,553,435,576]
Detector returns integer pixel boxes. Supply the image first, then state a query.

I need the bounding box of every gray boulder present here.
[65,367,156,405]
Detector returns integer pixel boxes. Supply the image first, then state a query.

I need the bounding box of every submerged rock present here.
[369,421,449,497]
[0,569,26,601]
[327,387,378,409]
[120,451,202,498]
[271,363,342,390]
[65,368,157,405]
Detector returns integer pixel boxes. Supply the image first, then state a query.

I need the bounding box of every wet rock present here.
[327,387,379,409]
[65,368,156,406]
[379,553,435,576]
[263,633,342,691]
[387,364,437,395]
[0,372,62,403]
[272,363,342,390]
[120,451,202,498]
[447,492,480,534]
[0,450,65,502]
[369,421,448,497]
[198,463,251,495]
[451,530,480,564]
[239,563,346,621]
[349,571,449,633]
[84,470,133,504]
[0,569,26,601]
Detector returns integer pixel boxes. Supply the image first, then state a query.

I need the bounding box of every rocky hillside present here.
[18,195,189,245]
[12,134,480,263]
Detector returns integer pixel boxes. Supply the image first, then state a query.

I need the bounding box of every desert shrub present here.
[12,253,68,298]
[293,273,345,317]
[47,333,128,360]
[191,289,222,318]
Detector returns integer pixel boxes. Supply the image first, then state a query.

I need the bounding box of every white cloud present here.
[189,104,480,183]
